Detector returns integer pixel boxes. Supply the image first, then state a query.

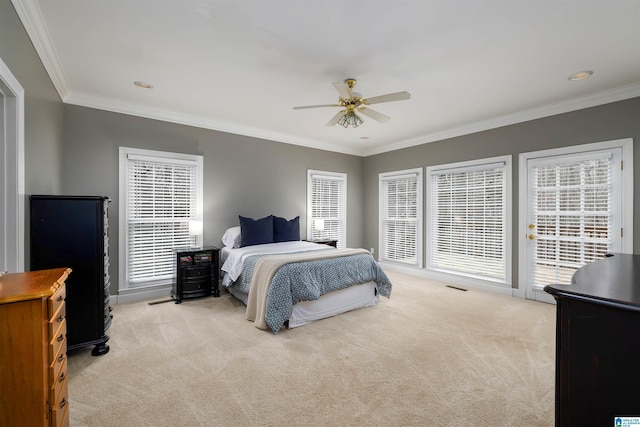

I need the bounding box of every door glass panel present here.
[531,155,614,289]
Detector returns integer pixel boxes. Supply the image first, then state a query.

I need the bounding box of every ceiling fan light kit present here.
[293,79,410,128]
[338,110,364,128]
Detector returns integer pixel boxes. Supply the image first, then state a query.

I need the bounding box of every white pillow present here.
[221,226,242,248]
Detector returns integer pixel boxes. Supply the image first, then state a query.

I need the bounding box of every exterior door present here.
[522,145,627,302]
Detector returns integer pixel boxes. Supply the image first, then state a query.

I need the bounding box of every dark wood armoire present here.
[30,195,112,356]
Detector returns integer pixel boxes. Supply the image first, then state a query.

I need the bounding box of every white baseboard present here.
[111,284,172,304]
[112,265,525,303]
[511,286,526,299]
[379,262,517,297]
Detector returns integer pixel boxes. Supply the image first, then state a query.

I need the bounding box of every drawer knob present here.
[59,398,67,409]
[57,334,64,343]
[57,315,64,323]
[58,354,65,363]
[59,372,66,383]
[57,295,64,302]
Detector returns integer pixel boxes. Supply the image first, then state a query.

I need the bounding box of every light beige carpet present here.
[67,270,556,426]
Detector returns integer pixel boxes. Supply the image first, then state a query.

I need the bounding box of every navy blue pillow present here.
[273,216,300,242]
[239,215,274,247]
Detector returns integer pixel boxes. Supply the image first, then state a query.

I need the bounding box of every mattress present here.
[222,240,332,282]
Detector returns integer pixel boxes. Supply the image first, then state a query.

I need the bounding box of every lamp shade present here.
[189,220,203,236]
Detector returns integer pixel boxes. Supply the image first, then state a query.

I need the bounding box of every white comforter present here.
[221,241,333,282]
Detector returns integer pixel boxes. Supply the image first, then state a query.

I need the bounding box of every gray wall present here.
[62,105,364,294]
[1,1,65,268]
[363,96,640,289]
[4,0,640,294]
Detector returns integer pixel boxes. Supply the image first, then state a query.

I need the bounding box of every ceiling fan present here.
[293,79,410,128]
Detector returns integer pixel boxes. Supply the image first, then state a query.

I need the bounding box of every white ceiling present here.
[13,0,640,156]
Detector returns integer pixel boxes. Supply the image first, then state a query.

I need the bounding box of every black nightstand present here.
[172,246,220,303]
[307,239,338,248]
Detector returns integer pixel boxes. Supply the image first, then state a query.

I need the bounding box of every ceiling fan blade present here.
[325,110,345,127]
[364,91,411,105]
[358,107,390,123]
[332,82,352,99]
[293,104,339,110]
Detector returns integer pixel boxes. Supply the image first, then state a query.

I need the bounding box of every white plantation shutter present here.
[531,152,614,287]
[429,161,507,281]
[125,153,201,287]
[379,169,422,266]
[308,170,347,249]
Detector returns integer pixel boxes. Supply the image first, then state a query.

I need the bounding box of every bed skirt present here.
[227,281,379,329]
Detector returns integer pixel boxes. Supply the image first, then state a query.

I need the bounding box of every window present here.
[119,148,203,290]
[379,168,422,266]
[427,156,511,283]
[307,170,347,249]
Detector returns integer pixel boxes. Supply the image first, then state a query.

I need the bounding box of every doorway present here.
[519,139,633,303]
[0,58,25,273]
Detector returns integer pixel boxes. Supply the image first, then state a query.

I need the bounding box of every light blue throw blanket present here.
[231,251,392,333]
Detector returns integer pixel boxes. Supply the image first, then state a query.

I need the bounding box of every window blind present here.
[531,153,613,287]
[127,157,197,285]
[380,170,421,265]
[308,171,346,249]
[430,162,506,280]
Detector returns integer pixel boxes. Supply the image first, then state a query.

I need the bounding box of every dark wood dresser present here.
[0,268,72,427]
[544,254,640,426]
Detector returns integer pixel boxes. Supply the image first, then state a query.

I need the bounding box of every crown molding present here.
[11,0,69,99]
[67,82,640,158]
[361,82,640,157]
[13,0,640,158]
[63,90,362,156]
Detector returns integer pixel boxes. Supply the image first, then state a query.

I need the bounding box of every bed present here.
[220,217,392,333]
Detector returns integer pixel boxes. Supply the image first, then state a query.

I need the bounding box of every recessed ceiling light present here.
[134,81,153,89]
[568,71,593,81]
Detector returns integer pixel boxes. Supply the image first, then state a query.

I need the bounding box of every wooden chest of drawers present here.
[0,268,71,427]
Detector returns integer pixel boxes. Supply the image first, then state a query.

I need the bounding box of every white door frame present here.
[0,58,25,273]
[517,138,633,302]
